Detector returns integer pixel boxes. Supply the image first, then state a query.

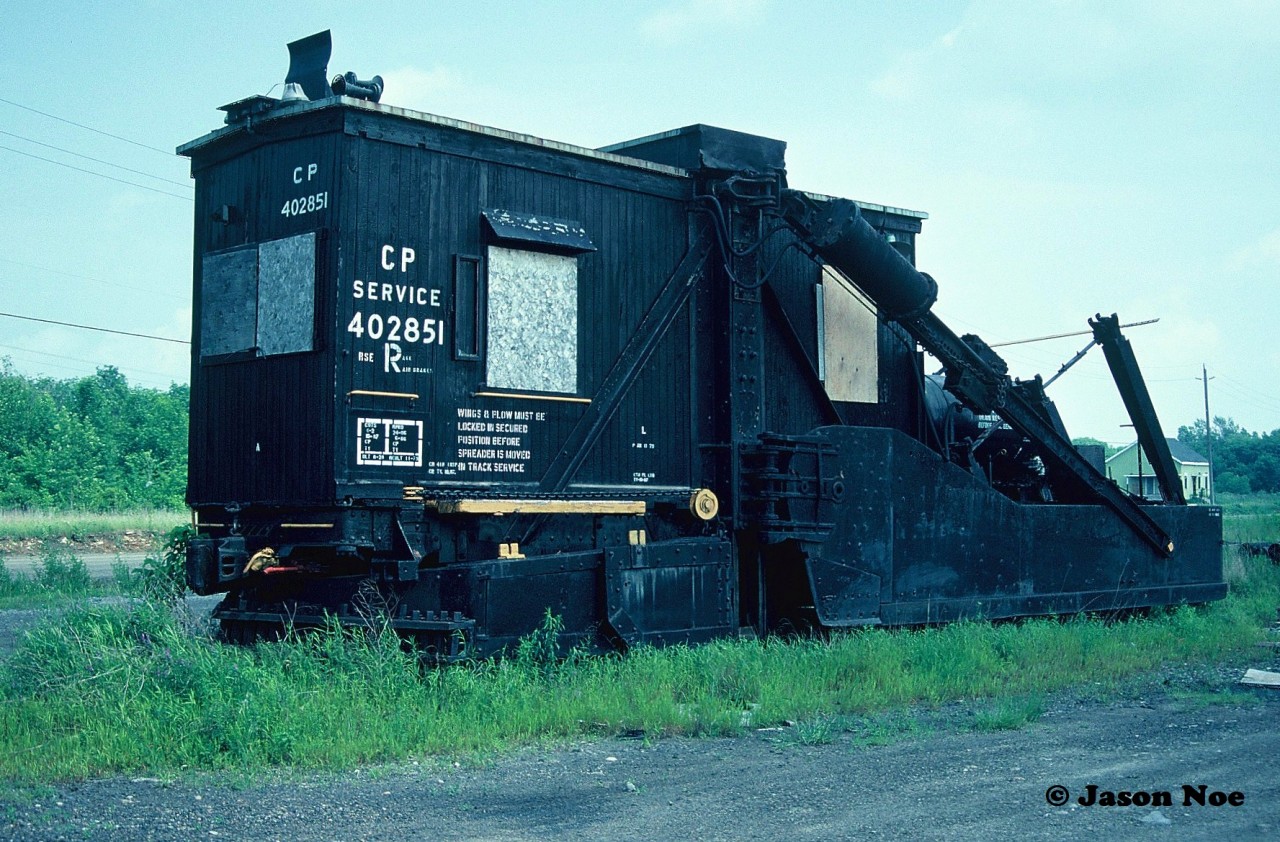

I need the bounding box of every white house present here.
[1105,438,1210,501]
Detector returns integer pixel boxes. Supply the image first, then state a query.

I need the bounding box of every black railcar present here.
[181,37,1224,656]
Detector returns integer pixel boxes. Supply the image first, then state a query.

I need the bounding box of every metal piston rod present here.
[779,191,1175,556]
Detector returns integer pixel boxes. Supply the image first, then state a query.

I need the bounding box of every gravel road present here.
[2,552,148,579]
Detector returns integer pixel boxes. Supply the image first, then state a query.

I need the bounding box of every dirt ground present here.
[1,687,1277,841]
[2,608,1277,842]
[0,531,161,558]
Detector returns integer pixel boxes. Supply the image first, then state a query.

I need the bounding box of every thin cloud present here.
[641,0,767,44]
[870,25,964,101]
[1228,227,1280,268]
[378,65,465,114]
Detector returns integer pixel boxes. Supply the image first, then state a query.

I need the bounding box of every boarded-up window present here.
[200,232,316,361]
[485,246,577,393]
[819,265,878,403]
[201,246,258,357]
[257,233,316,356]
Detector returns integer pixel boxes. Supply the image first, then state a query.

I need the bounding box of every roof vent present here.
[331,71,384,102]
[284,30,332,102]
[280,82,308,103]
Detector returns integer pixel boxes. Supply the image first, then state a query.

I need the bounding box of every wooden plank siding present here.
[186,101,701,506]
[183,99,929,509]
[187,122,343,505]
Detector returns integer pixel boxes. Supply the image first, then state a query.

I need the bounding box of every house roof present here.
[1166,438,1209,464]
[1105,438,1208,466]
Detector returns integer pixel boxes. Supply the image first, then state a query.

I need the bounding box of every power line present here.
[0,343,184,382]
[0,311,189,344]
[3,353,144,380]
[0,129,191,189]
[988,319,1159,349]
[0,96,176,157]
[1210,373,1279,403]
[1208,380,1280,417]
[0,144,192,200]
[0,357,181,391]
[1215,373,1280,410]
[0,256,188,302]
[1216,372,1262,391]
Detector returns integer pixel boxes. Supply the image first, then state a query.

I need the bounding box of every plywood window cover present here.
[821,266,879,404]
[200,232,316,361]
[485,246,578,394]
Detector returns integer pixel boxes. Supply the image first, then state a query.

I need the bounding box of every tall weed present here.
[0,508,186,541]
[34,548,91,595]
[0,556,1275,783]
[131,524,192,605]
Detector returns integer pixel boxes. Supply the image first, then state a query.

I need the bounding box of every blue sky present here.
[1,1,1276,443]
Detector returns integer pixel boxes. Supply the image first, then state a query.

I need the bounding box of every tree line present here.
[0,362,187,510]
[1177,417,1280,495]
[0,363,1275,510]
[1079,419,1280,495]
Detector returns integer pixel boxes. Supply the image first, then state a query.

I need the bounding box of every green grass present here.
[1168,687,1264,710]
[1222,503,1280,579]
[970,695,1046,732]
[779,717,837,747]
[0,508,187,542]
[0,512,1273,782]
[1216,491,1280,517]
[847,710,932,747]
[0,535,188,609]
[0,553,1276,784]
[0,549,99,608]
[1224,511,1280,544]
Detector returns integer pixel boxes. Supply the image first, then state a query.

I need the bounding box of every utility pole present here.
[1199,364,1215,504]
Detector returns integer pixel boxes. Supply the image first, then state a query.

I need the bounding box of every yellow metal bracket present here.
[689,488,719,520]
[433,499,646,516]
[473,391,591,404]
[347,390,419,401]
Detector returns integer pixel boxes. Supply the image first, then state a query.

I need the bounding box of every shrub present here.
[35,548,91,595]
[133,524,193,605]
[1216,472,1251,495]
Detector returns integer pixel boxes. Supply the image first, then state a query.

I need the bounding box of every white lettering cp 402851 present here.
[346,312,445,346]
